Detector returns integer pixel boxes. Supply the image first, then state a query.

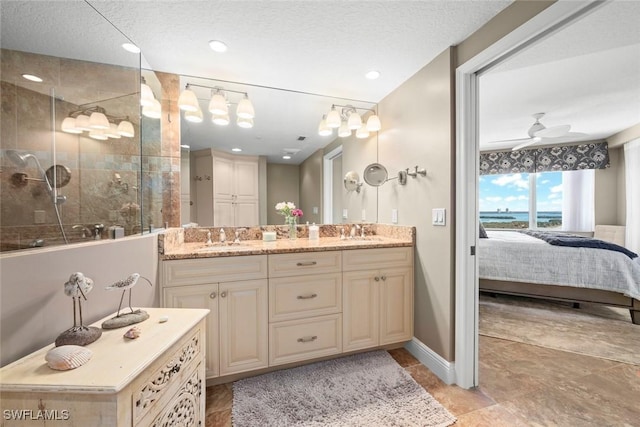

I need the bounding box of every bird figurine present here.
[105,273,153,317]
[63,272,94,331]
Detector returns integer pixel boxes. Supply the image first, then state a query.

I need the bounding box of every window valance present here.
[480,142,609,175]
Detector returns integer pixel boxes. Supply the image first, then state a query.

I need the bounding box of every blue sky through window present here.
[479,172,563,213]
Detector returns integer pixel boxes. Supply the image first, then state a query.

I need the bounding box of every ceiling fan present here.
[488,112,575,151]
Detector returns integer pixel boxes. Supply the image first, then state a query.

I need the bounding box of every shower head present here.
[6,150,30,168]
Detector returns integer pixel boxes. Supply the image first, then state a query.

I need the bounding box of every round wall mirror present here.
[344,171,362,193]
[45,165,72,188]
[363,163,388,186]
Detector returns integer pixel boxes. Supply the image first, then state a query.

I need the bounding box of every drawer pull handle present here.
[374,276,380,282]
[297,293,318,300]
[210,292,217,299]
[381,275,387,281]
[297,335,318,343]
[220,291,227,298]
[296,261,317,267]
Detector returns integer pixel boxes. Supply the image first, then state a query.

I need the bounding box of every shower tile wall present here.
[0,49,177,252]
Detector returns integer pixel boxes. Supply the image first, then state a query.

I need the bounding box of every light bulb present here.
[212,112,230,126]
[326,107,341,128]
[117,120,135,137]
[236,96,255,119]
[105,123,121,138]
[184,109,203,123]
[75,114,91,131]
[347,111,362,130]
[366,114,381,132]
[178,88,199,112]
[89,129,108,140]
[236,116,254,128]
[208,92,228,115]
[142,99,162,119]
[89,112,110,129]
[318,116,332,136]
[61,117,81,134]
[356,126,370,139]
[338,121,351,138]
[140,83,155,107]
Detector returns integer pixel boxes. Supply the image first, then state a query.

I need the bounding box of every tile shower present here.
[0,48,172,252]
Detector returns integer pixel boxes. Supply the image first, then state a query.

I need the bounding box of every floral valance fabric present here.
[480,142,609,175]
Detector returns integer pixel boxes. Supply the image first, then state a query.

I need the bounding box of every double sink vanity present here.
[159,223,416,384]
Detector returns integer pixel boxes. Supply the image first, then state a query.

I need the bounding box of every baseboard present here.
[404,337,456,385]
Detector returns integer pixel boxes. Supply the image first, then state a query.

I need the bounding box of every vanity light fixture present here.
[178,83,256,128]
[22,74,43,82]
[142,99,162,119]
[61,106,136,138]
[140,77,156,107]
[319,104,381,137]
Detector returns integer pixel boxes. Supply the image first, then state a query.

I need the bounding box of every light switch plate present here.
[432,208,446,226]
[391,209,398,224]
[313,206,319,215]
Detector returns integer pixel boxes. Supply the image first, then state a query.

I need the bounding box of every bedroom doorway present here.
[454,1,607,388]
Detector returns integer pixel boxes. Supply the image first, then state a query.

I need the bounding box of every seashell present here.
[159,315,169,323]
[123,326,141,339]
[45,345,92,371]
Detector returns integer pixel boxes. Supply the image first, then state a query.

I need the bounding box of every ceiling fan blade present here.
[512,137,542,151]
[533,124,571,138]
[486,137,534,144]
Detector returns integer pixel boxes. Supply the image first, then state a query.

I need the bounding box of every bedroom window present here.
[480,170,594,231]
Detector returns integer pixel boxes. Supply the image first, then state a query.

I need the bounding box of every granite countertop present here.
[159,224,415,260]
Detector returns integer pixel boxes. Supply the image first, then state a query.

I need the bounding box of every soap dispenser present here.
[309,223,319,240]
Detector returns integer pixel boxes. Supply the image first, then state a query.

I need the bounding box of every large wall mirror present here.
[0,1,162,253]
[178,75,380,227]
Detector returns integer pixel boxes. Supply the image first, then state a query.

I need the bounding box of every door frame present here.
[454,0,605,388]
[323,145,343,223]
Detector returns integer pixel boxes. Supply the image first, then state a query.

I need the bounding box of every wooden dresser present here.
[0,307,209,427]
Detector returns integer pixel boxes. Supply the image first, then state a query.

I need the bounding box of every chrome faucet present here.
[93,224,104,240]
[350,224,361,239]
[361,225,366,238]
[234,230,241,244]
[72,225,92,239]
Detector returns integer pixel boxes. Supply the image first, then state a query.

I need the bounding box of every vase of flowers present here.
[275,202,303,239]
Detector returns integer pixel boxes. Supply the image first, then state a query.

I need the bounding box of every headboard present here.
[594,225,626,246]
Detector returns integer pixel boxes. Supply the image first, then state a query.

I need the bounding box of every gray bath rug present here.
[232,350,456,427]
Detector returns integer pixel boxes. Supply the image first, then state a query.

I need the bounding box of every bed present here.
[478,226,640,324]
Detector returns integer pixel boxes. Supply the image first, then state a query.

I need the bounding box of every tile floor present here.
[205,337,640,426]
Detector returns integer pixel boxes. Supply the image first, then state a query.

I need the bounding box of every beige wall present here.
[595,147,624,226]
[0,235,158,366]
[266,163,300,225]
[299,150,323,225]
[377,48,456,360]
[332,154,343,223]
[341,133,379,223]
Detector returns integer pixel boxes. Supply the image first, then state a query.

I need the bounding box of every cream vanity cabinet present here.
[267,251,343,366]
[161,256,268,378]
[0,308,208,427]
[342,247,414,352]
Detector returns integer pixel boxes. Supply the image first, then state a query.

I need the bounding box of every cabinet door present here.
[194,155,213,226]
[379,267,414,345]
[235,200,259,226]
[233,159,259,200]
[213,156,234,199]
[219,279,268,375]
[342,271,379,352]
[163,284,219,378]
[214,199,234,227]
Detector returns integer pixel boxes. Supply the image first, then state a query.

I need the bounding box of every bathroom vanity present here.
[159,224,415,384]
[0,308,209,427]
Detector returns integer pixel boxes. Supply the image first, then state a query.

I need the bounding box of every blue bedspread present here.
[520,230,638,259]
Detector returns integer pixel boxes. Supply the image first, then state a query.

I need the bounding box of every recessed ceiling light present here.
[180,144,190,149]
[209,40,228,53]
[282,155,292,160]
[122,43,141,53]
[21,74,43,82]
[365,70,380,80]
[232,148,242,152]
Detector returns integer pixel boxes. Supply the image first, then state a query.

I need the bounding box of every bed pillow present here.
[479,222,488,239]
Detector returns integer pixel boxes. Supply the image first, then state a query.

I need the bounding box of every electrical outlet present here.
[342,209,348,219]
[361,209,366,221]
[392,209,398,224]
[34,210,46,224]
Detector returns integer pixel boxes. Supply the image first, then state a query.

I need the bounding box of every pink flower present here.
[291,208,304,217]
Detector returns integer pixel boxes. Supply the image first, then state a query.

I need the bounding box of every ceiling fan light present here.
[237,116,254,128]
[338,121,351,138]
[208,92,228,115]
[366,114,381,132]
[236,96,255,119]
[142,99,162,119]
[61,117,81,134]
[89,111,110,129]
[347,111,362,130]
[318,116,332,136]
[178,88,199,112]
[105,123,121,138]
[140,83,155,107]
[117,120,135,137]
[326,107,341,128]
[184,108,203,123]
[212,112,230,126]
[356,125,370,139]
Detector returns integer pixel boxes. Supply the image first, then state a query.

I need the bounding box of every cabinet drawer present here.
[342,247,413,271]
[269,314,342,366]
[269,273,342,322]
[132,325,203,425]
[268,251,341,278]
[162,255,267,286]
